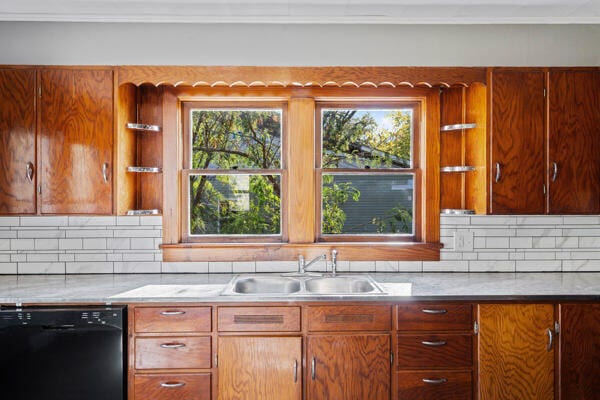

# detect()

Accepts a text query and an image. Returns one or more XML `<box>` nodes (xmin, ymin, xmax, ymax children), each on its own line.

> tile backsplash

<box><xmin>1</xmin><ymin>215</ymin><xmax>599</xmax><ymax>274</ymax></box>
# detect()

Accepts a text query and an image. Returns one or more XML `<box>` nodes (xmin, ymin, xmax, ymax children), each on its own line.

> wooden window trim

<box><xmin>162</xmin><ymin>86</ymin><xmax>440</xmax><ymax>262</ymax></box>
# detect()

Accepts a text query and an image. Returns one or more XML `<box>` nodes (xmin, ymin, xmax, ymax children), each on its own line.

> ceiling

<box><xmin>0</xmin><ymin>0</ymin><xmax>598</xmax><ymax>24</ymax></box>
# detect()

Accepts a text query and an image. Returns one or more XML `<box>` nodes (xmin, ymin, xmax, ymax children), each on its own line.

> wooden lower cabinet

<box><xmin>397</xmin><ymin>371</ymin><xmax>472</xmax><ymax>400</ymax></box>
<box><xmin>307</xmin><ymin>334</ymin><xmax>391</xmax><ymax>400</ymax></box>
<box><xmin>134</xmin><ymin>373</ymin><xmax>211</xmax><ymax>400</ymax></box>
<box><xmin>217</xmin><ymin>336</ymin><xmax>302</xmax><ymax>400</ymax></box>
<box><xmin>559</xmin><ymin>303</ymin><xmax>600</xmax><ymax>400</ymax></box>
<box><xmin>478</xmin><ymin>304</ymin><xmax>555</xmax><ymax>400</ymax></box>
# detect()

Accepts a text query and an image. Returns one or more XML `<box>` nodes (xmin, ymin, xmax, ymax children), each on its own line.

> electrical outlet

<box><xmin>454</xmin><ymin>231</ymin><xmax>474</xmax><ymax>252</ymax></box>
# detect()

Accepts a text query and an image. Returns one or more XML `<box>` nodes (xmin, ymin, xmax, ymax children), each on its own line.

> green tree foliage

<box><xmin>321</xmin><ymin>175</ymin><xmax>361</xmax><ymax>234</ymax></box>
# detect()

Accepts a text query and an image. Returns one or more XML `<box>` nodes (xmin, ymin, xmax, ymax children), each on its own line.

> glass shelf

<box><xmin>441</xmin><ymin>209</ymin><xmax>475</xmax><ymax>215</ymax></box>
<box><xmin>127</xmin><ymin>122</ymin><xmax>161</xmax><ymax>132</ymax></box>
<box><xmin>127</xmin><ymin>209</ymin><xmax>161</xmax><ymax>216</ymax></box>
<box><xmin>440</xmin><ymin>123</ymin><xmax>477</xmax><ymax>132</ymax></box>
<box><xmin>440</xmin><ymin>166</ymin><xmax>476</xmax><ymax>173</ymax></box>
<box><xmin>127</xmin><ymin>166</ymin><xmax>162</xmax><ymax>173</ymax></box>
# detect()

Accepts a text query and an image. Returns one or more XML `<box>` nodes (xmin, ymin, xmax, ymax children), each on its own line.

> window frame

<box><xmin>161</xmin><ymin>86</ymin><xmax>441</xmax><ymax>262</ymax></box>
<box><xmin>315</xmin><ymin>101</ymin><xmax>422</xmax><ymax>242</ymax></box>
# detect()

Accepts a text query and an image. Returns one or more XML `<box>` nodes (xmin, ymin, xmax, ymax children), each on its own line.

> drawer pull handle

<box><xmin>325</xmin><ymin>314</ymin><xmax>373</xmax><ymax>323</ymax></box>
<box><xmin>234</xmin><ymin>315</ymin><xmax>284</xmax><ymax>324</ymax></box>
<box><xmin>160</xmin><ymin>311</ymin><xmax>186</xmax><ymax>316</ymax></box>
<box><xmin>160</xmin><ymin>343</ymin><xmax>186</xmax><ymax>349</ymax></box>
<box><xmin>421</xmin><ymin>340</ymin><xmax>447</xmax><ymax>347</ymax></box>
<box><xmin>547</xmin><ymin>328</ymin><xmax>553</xmax><ymax>352</ymax></box>
<box><xmin>423</xmin><ymin>378</ymin><xmax>448</xmax><ymax>385</ymax></box>
<box><xmin>421</xmin><ymin>309</ymin><xmax>447</xmax><ymax>315</ymax></box>
<box><xmin>26</xmin><ymin>162</ymin><xmax>34</xmax><ymax>183</ymax></box>
<box><xmin>161</xmin><ymin>382</ymin><xmax>186</xmax><ymax>388</ymax></box>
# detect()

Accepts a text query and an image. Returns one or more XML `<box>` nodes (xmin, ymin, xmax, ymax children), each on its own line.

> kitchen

<box><xmin>1</xmin><ymin>1</ymin><xmax>600</xmax><ymax>399</ymax></box>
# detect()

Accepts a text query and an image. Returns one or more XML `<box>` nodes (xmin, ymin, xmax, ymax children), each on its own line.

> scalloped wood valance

<box><xmin>117</xmin><ymin>66</ymin><xmax>487</xmax><ymax>88</ymax></box>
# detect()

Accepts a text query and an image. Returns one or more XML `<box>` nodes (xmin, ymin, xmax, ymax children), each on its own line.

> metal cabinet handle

<box><xmin>102</xmin><ymin>162</ymin><xmax>109</xmax><ymax>183</ymax></box>
<box><xmin>495</xmin><ymin>162</ymin><xmax>502</xmax><ymax>183</ymax></box>
<box><xmin>293</xmin><ymin>359</ymin><xmax>298</xmax><ymax>383</ymax></box>
<box><xmin>26</xmin><ymin>162</ymin><xmax>34</xmax><ymax>183</ymax></box>
<box><xmin>551</xmin><ymin>162</ymin><xmax>558</xmax><ymax>182</ymax></box>
<box><xmin>422</xmin><ymin>309</ymin><xmax>447</xmax><ymax>315</ymax></box>
<box><xmin>423</xmin><ymin>378</ymin><xmax>448</xmax><ymax>385</ymax></box>
<box><xmin>547</xmin><ymin>328</ymin><xmax>553</xmax><ymax>352</ymax></box>
<box><xmin>311</xmin><ymin>357</ymin><xmax>316</xmax><ymax>380</ymax></box>
<box><xmin>421</xmin><ymin>340</ymin><xmax>447</xmax><ymax>347</ymax></box>
<box><xmin>160</xmin><ymin>382</ymin><xmax>186</xmax><ymax>388</ymax></box>
<box><xmin>160</xmin><ymin>310</ymin><xmax>186</xmax><ymax>316</ymax></box>
<box><xmin>160</xmin><ymin>343</ymin><xmax>186</xmax><ymax>349</ymax></box>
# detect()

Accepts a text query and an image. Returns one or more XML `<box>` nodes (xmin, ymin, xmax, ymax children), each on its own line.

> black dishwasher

<box><xmin>0</xmin><ymin>306</ymin><xmax>126</xmax><ymax>400</ymax></box>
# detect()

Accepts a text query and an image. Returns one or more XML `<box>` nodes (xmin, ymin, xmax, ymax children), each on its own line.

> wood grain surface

<box><xmin>490</xmin><ymin>69</ymin><xmax>546</xmax><ymax>214</ymax></box>
<box><xmin>134</xmin><ymin>373</ymin><xmax>211</xmax><ymax>400</ymax></box>
<box><xmin>464</xmin><ymin>82</ymin><xmax>487</xmax><ymax>214</ymax></box>
<box><xmin>0</xmin><ymin>68</ymin><xmax>36</xmax><ymax>214</ymax></box>
<box><xmin>396</xmin><ymin>333</ymin><xmax>472</xmax><ymax>369</ymax></box>
<box><xmin>135</xmin><ymin>336</ymin><xmax>211</xmax><ymax>370</ymax></box>
<box><xmin>39</xmin><ymin>69</ymin><xmax>113</xmax><ymax>214</ymax></box>
<box><xmin>115</xmin><ymin>83</ymin><xmax>137</xmax><ymax>214</ymax></box>
<box><xmin>397</xmin><ymin>304</ymin><xmax>472</xmax><ymax>331</ymax></box>
<box><xmin>548</xmin><ymin>70</ymin><xmax>600</xmax><ymax>214</ymax></box>
<box><xmin>440</xmin><ymin>87</ymin><xmax>466</xmax><ymax>210</ymax></box>
<box><xmin>307</xmin><ymin>305</ymin><xmax>391</xmax><ymax>331</ymax></box>
<box><xmin>397</xmin><ymin>370</ymin><xmax>472</xmax><ymax>400</ymax></box>
<box><xmin>217</xmin><ymin>336</ymin><xmax>302</xmax><ymax>400</ymax></box>
<box><xmin>307</xmin><ymin>334</ymin><xmax>391</xmax><ymax>400</ymax></box>
<box><xmin>478</xmin><ymin>304</ymin><xmax>554</xmax><ymax>400</ymax></box>
<box><xmin>134</xmin><ymin>306</ymin><xmax>211</xmax><ymax>333</ymax></box>
<box><xmin>559</xmin><ymin>303</ymin><xmax>600</xmax><ymax>400</ymax></box>
<box><xmin>217</xmin><ymin>306</ymin><xmax>300</xmax><ymax>332</ymax></box>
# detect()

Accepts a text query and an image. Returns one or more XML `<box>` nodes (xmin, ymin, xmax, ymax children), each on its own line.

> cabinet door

<box><xmin>307</xmin><ymin>334</ymin><xmax>390</xmax><ymax>400</ymax></box>
<box><xmin>39</xmin><ymin>69</ymin><xmax>113</xmax><ymax>214</ymax></box>
<box><xmin>478</xmin><ymin>304</ymin><xmax>555</xmax><ymax>400</ymax></box>
<box><xmin>0</xmin><ymin>69</ymin><xmax>36</xmax><ymax>214</ymax></box>
<box><xmin>490</xmin><ymin>69</ymin><xmax>546</xmax><ymax>214</ymax></box>
<box><xmin>548</xmin><ymin>70</ymin><xmax>600</xmax><ymax>214</ymax></box>
<box><xmin>218</xmin><ymin>336</ymin><xmax>301</xmax><ymax>400</ymax></box>
<box><xmin>559</xmin><ymin>304</ymin><xmax>600</xmax><ymax>400</ymax></box>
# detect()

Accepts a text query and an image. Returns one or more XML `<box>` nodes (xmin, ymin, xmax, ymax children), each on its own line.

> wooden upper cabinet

<box><xmin>559</xmin><ymin>303</ymin><xmax>600</xmax><ymax>400</ymax></box>
<box><xmin>548</xmin><ymin>70</ymin><xmax>600</xmax><ymax>214</ymax></box>
<box><xmin>307</xmin><ymin>334</ymin><xmax>391</xmax><ymax>400</ymax></box>
<box><xmin>39</xmin><ymin>69</ymin><xmax>113</xmax><ymax>214</ymax></box>
<box><xmin>478</xmin><ymin>304</ymin><xmax>555</xmax><ymax>400</ymax></box>
<box><xmin>0</xmin><ymin>69</ymin><xmax>36</xmax><ymax>214</ymax></box>
<box><xmin>490</xmin><ymin>69</ymin><xmax>546</xmax><ymax>214</ymax></box>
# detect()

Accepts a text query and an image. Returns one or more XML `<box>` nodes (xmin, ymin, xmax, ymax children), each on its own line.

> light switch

<box><xmin>454</xmin><ymin>231</ymin><xmax>474</xmax><ymax>252</ymax></box>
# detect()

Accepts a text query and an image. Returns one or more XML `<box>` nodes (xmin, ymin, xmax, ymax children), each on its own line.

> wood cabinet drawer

<box><xmin>218</xmin><ymin>306</ymin><xmax>300</xmax><ymax>332</ymax></box>
<box><xmin>134</xmin><ymin>373</ymin><xmax>211</xmax><ymax>400</ymax></box>
<box><xmin>397</xmin><ymin>371</ymin><xmax>472</xmax><ymax>400</ymax></box>
<box><xmin>397</xmin><ymin>304</ymin><xmax>472</xmax><ymax>331</ymax></box>
<box><xmin>397</xmin><ymin>334</ymin><xmax>472</xmax><ymax>369</ymax></box>
<box><xmin>135</xmin><ymin>336</ymin><xmax>211</xmax><ymax>370</ymax></box>
<box><xmin>135</xmin><ymin>307</ymin><xmax>211</xmax><ymax>333</ymax></box>
<box><xmin>307</xmin><ymin>305</ymin><xmax>391</xmax><ymax>331</ymax></box>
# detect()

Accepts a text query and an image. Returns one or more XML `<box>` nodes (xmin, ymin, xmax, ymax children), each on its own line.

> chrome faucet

<box><xmin>330</xmin><ymin>249</ymin><xmax>338</xmax><ymax>276</ymax></box>
<box><xmin>299</xmin><ymin>254</ymin><xmax>326</xmax><ymax>275</ymax></box>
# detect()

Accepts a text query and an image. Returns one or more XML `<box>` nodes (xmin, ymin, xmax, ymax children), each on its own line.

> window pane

<box><xmin>190</xmin><ymin>109</ymin><xmax>282</xmax><ymax>169</ymax></box>
<box><xmin>321</xmin><ymin>109</ymin><xmax>412</xmax><ymax>169</ymax></box>
<box><xmin>189</xmin><ymin>174</ymin><xmax>281</xmax><ymax>235</ymax></box>
<box><xmin>321</xmin><ymin>174</ymin><xmax>413</xmax><ymax>235</ymax></box>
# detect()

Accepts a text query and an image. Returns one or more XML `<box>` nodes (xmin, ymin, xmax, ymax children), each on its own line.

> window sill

<box><xmin>161</xmin><ymin>242</ymin><xmax>441</xmax><ymax>262</ymax></box>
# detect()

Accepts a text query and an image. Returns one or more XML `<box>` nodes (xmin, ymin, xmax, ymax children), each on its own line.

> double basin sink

<box><xmin>221</xmin><ymin>274</ymin><xmax>385</xmax><ymax>296</ymax></box>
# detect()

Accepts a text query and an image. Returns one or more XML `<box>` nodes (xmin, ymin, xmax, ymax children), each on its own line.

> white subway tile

<box><xmin>65</xmin><ymin>229</ymin><xmax>112</xmax><ymax>238</ymax></box>
<box><xmin>232</xmin><ymin>262</ymin><xmax>256</xmax><ymax>273</ymax></box>
<box><xmin>11</xmin><ymin>239</ymin><xmax>35</xmax><ymax>250</ymax></box>
<box><xmin>27</xmin><ymin>253</ymin><xmax>59</xmax><ymax>262</ymax></box>
<box><xmin>510</xmin><ymin>237</ymin><xmax>532</xmax><ymax>249</ymax></box>
<box><xmin>154</xmin><ymin>238</ymin><xmax>163</xmax><ymax>248</ymax></box>
<box><xmin>68</xmin><ymin>216</ymin><xmax>116</xmax><ymax>226</ymax></box>
<box><xmin>107</xmin><ymin>253</ymin><xmax>123</xmax><ymax>262</ymax></box>
<box><xmin>477</xmin><ymin>252</ymin><xmax>510</xmax><ymax>260</ymax></box>
<box><xmin>34</xmin><ymin>239</ymin><xmax>59</xmax><ymax>250</ymax></box>
<box><xmin>515</xmin><ymin>260</ymin><xmax>561</xmax><ymax>272</ymax></box>
<box><xmin>579</xmin><ymin>237</ymin><xmax>600</xmax><ymax>248</ymax></box>
<box><xmin>0</xmin><ymin>254</ymin><xmax>9</xmax><ymax>262</ymax></box>
<box><xmin>563</xmin><ymin>216</ymin><xmax>600</xmax><ymax>225</ymax></box>
<box><xmin>562</xmin><ymin>260</ymin><xmax>600</xmax><ymax>272</ymax></box>
<box><xmin>59</xmin><ymin>254</ymin><xmax>75</xmax><ymax>262</ymax></box>
<box><xmin>532</xmin><ymin>237</ymin><xmax>556</xmax><ymax>249</ymax></box>
<box><xmin>11</xmin><ymin>254</ymin><xmax>26</xmax><ymax>262</ymax></box>
<box><xmin>469</xmin><ymin>260</ymin><xmax>515</xmax><ymax>272</ymax></box>
<box><xmin>256</xmin><ymin>261</ymin><xmax>297</xmax><ymax>273</ymax></box>
<box><xmin>563</xmin><ymin>228</ymin><xmax>600</xmax><ymax>237</ymax></box>
<box><xmin>470</xmin><ymin>228</ymin><xmax>516</xmax><ymax>237</ymax></box>
<box><xmin>0</xmin><ymin>231</ymin><xmax>17</xmax><ymax>239</ymax></box>
<box><xmin>556</xmin><ymin>237</ymin><xmax>578</xmax><ymax>248</ymax></box>
<box><xmin>140</xmin><ymin>216</ymin><xmax>162</xmax><ymax>226</ymax></box>
<box><xmin>523</xmin><ymin>251</ymin><xmax>556</xmax><ymax>260</ymax></box>
<box><xmin>0</xmin><ymin>263</ymin><xmax>17</xmax><ymax>274</ymax></box>
<box><xmin>473</xmin><ymin>237</ymin><xmax>486</xmax><ymax>249</ymax></box>
<box><xmin>423</xmin><ymin>261</ymin><xmax>468</xmax><ymax>272</ymax></box>
<box><xmin>114</xmin><ymin>229</ymin><xmax>162</xmax><ymax>238</ymax></box>
<box><xmin>18</xmin><ymin>262</ymin><xmax>65</xmax><ymax>274</ymax></box>
<box><xmin>17</xmin><ymin>229</ymin><xmax>64</xmax><ymax>239</ymax></box>
<box><xmin>107</xmin><ymin>238</ymin><xmax>130</xmax><ymax>250</ymax></box>
<box><xmin>75</xmin><ymin>253</ymin><xmax>108</xmax><ymax>262</ymax></box>
<box><xmin>516</xmin><ymin>216</ymin><xmax>563</xmax><ymax>225</ymax></box>
<box><xmin>440</xmin><ymin>252</ymin><xmax>463</xmax><ymax>261</ymax></box>
<box><xmin>154</xmin><ymin>253</ymin><xmax>163</xmax><ymax>261</ymax></box>
<box><xmin>462</xmin><ymin>253</ymin><xmax>478</xmax><ymax>261</ymax></box>
<box><xmin>131</xmin><ymin>238</ymin><xmax>156</xmax><ymax>250</ymax></box>
<box><xmin>349</xmin><ymin>261</ymin><xmax>376</xmax><ymax>272</ymax></box>
<box><xmin>440</xmin><ymin>215</ymin><xmax>471</xmax><ymax>225</ymax></box>
<box><xmin>116</xmin><ymin>216</ymin><xmax>140</xmax><ymax>225</ymax></box>
<box><xmin>114</xmin><ymin>262</ymin><xmax>161</xmax><ymax>273</ymax></box>
<box><xmin>440</xmin><ymin>236</ymin><xmax>454</xmax><ymax>250</ymax></box>
<box><xmin>556</xmin><ymin>252</ymin><xmax>573</xmax><ymax>260</ymax></box>
<box><xmin>82</xmin><ymin>238</ymin><xmax>107</xmax><ymax>250</ymax></box>
<box><xmin>209</xmin><ymin>262</ymin><xmax>233</xmax><ymax>273</ymax></box>
<box><xmin>470</xmin><ymin>216</ymin><xmax>517</xmax><ymax>225</ymax></box>
<box><xmin>516</xmin><ymin>229</ymin><xmax>562</xmax><ymax>237</ymax></box>
<box><xmin>569</xmin><ymin>251</ymin><xmax>600</xmax><ymax>260</ymax></box>
<box><xmin>0</xmin><ymin>217</ymin><xmax>19</xmax><ymax>226</ymax></box>
<box><xmin>509</xmin><ymin>252</ymin><xmax>525</xmax><ymax>260</ymax></box>
<box><xmin>375</xmin><ymin>261</ymin><xmax>399</xmax><ymax>272</ymax></box>
<box><xmin>0</xmin><ymin>239</ymin><xmax>10</xmax><ymax>251</ymax></box>
<box><xmin>440</xmin><ymin>228</ymin><xmax>457</xmax><ymax>237</ymax></box>
<box><xmin>397</xmin><ymin>261</ymin><xmax>423</xmax><ymax>272</ymax></box>
<box><xmin>66</xmin><ymin>262</ymin><xmax>113</xmax><ymax>274</ymax></box>
<box><xmin>485</xmin><ymin>237</ymin><xmax>510</xmax><ymax>248</ymax></box>
<box><xmin>162</xmin><ymin>262</ymin><xmax>209</xmax><ymax>273</ymax></box>
<box><xmin>122</xmin><ymin>253</ymin><xmax>156</xmax><ymax>262</ymax></box>
<box><xmin>20</xmin><ymin>216</ymin><xmax>68</xmax><ymax>227</ymax></box>
<box><xmin>59</xmin><ymin>239</ymin><xmax>82</xmax><ymax>250</ymax></box>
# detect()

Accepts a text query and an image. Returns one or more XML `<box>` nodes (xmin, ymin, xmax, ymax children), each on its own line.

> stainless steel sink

<box><xmin>304</xmin><ymin>276</ymin><xmax>380</xmax><ymax>294</ymax></box>
<box><xmin>221</xmin><ymin>274</ymin><xmax>385</xmax><ymax>296</ymax></box>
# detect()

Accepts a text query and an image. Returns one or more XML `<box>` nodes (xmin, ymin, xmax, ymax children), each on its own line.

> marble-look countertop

<box><xmin>1</xmin><ymin>273</ymin><xmax>600</xmax><ymax>304</ymax></box>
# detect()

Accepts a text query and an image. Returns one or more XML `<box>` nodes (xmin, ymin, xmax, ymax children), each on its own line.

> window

<box><xmin>181</xmin><ymin>102</ymin><xmax>286</xmax><ymax>242</ymax></box>
<box><xmin>163</xmin><ymin>87</ymin><xmax>440</xmax><ymax>262</ymax></box>
<box><xmin>317</xmin><ymin>103</ymin><xmax>420</xmax><ymax>241</ymax></box>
